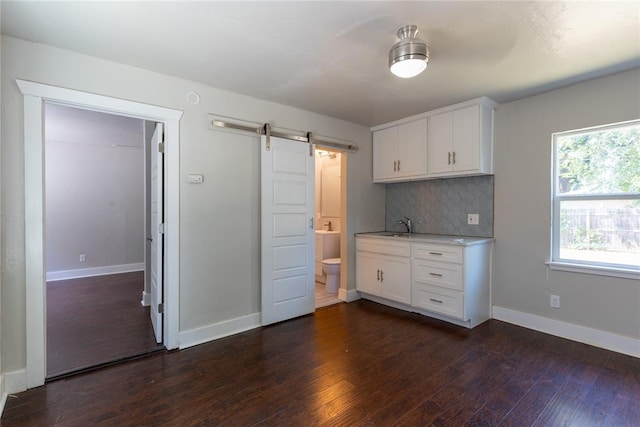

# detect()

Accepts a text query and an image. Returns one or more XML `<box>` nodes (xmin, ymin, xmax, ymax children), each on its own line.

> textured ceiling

<box><xmin>3</xmin><ymin>1</ymin><xmax>639</xmax><ymax>126</ymax></box>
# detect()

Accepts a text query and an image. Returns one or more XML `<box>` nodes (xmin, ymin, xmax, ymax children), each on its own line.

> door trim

<box><xmin>17</xmin><ymin>79</ymin><xmax>183</xmax><ymax>388</ymax></box>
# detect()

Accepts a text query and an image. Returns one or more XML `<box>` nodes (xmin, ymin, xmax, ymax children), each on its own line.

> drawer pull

<box><xmin>429</xmin><ymin>272</ymin><xmax>443</xmax><ymax>277</ymax></box>
<box><xmin>429</xmin><ymin>252</ymin><xmax>443</xmax><ymax>256</ymax></box>
<box><xmin>377</xmin><ymin>269</ymin><xmax>380</xmax><ymax>281</ymax></box>
<box><xmin>429</xmin><ymin>298</ymin><xmax>443</xmax><ymax>304</ymax></box>
<box><xmin>380</xmin><ymin>270</ymin><xmax>384</xmax><ymax>282</ymax></box>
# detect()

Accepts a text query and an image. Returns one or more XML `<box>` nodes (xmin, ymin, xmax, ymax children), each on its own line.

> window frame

<box><xmin>549</xmin><ymin>120</ymin><xmax>640</xmax><ymax>279</ymax></box>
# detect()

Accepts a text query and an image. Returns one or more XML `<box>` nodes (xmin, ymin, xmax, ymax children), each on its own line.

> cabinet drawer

<box><xmin>412</xmin><ymin>243</ymin><xmax>462</xmax><ymax>264</ymax></box>
<box><xmin>357</xmin><ymin>239</ymin><xmax>410</xmax><ymax>257</ymax></box>
<box><xmin>413</xmin><ymin>283</ymin><xmax>465</xmax><ymax>320</ymax></box>
<box><xmin>413</xmin><ymin>260</ymin><xmax>463</xmax><ymax>291</ymax></box>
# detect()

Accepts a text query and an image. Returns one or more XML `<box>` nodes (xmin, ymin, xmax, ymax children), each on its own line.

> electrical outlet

<box><xmin>468</xmin><ymin>214</ymin><xmax>479</xmax><ymax>225</ymax></box>
<box><xmin>80</xmin><ymin>254</ymin><xmax>86</xmax><ymax>263</ymax></box>
<box><xmin>550</xmin><ymin>294</ymin><xmax>560</xmax><ymax>309</ymax></box>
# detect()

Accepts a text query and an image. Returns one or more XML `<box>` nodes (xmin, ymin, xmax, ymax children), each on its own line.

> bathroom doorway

<box><xmin>314</xmin><ymin>148</ymin><xmax>344</xmax><ymax>309</ymax></box>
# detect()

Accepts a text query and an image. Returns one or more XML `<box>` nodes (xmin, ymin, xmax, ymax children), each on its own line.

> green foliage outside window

<box><xmin>557</xmin><ymin>125</ymin><xmax>640</xmax><ymax>196</ymax></box>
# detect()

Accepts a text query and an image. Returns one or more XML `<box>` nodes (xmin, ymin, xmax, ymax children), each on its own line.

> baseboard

<box><xmin>0</xmin><ymin>369</ymin><xmax>28</xmax><ymax>416</ymax></box>
<box><xmin>339</xmin><ymin>288</ymin><xmax>361</xmax><ymax>302</ymax></box>
<box><xmin>492</xmin><ymin>306</ymin><xmax>640</xmax><ymax>358</ymax></box>
<box><xmin>46</xmin><ymin>263</ymin><xmax>145</xmax><ymax>281</ymax></box>
<box><xmin>179</xmin><ymin>312</ymin><xmax>261</xmax><ymax>350</ymax></box>
<box><xmin>141</xmin><ymin>291</ymin><xmax>151</xmax><ymax>306</ymax></box>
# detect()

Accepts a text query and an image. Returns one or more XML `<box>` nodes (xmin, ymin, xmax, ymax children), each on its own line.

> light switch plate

<box><xmin>188</xmin><ymin>174</ymin><xmax>204</xmax><ymax>184</ymax></box>
<box><xmin>468</xmin><ymin>214</ymin><xmax>479</xmax><ymax>225</ymax></box>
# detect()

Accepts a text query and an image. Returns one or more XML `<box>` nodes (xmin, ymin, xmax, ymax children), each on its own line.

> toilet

<box><xmin>322</xmin><ymin>258</ymin><xmax>341</xmax><ymax>294</ymax></box>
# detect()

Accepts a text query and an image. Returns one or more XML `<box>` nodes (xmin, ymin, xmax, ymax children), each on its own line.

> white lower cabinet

<box><xmin>412</xmin><ymin>242</ymin><xmax>491</xmax><ymax>327</ymax></box>
<box><xmin>356</xmin><ymin>238</ymin><xmax>411</xmax><ymax>305</ymax></box>
<box><xmin>356</xmin><ymin>236</ymin><xmax>492</xmax><ymax>328</ymax></box>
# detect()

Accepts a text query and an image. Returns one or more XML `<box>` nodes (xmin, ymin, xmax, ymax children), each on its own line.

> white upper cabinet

<box><xmin>373</xmin><ymin>118</ymin><xmax>427</xmax><ymax>182</ymax></box>
<box><xmin>372</xmin><ymin>97</ymin><xmax>496</xmax><ymax>182</ymax></box>
<box><xmin>429</xmin><ymin>104</ymin><xmax>487</xmax><ymax>176</ymax></box>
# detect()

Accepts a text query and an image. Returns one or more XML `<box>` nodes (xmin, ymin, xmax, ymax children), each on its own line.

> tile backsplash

<box><xmin>385</xmin><ymin>175</ymin><xmax>494</xmax><ymax>238</ymax></box>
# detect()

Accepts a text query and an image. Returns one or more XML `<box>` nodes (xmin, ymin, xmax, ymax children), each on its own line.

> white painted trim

<box><xmin>17</xmin><ymin>79</ymin><xmax>183</xmax><ymax>389</ymax></box>
<box><xmin>46</xmin><ymin>263</ymin><xmax>144</xmax><ymax>281</ymax></box>
<box><xmin>339</xmin><ymin>288</ymin><xmax>361</xmax><ymax>302</ymax></box>
<box><xmin>3</xmin><ymin>370</ymin><xmax>27</xmax><ymax>395</ymax></box>
<box><xmin>492</xmin><ymin>306</ymin><xmax>640</xmax><ymax>358</ymax></box>
<box><xmin>179</xmin><ymin>313</ymin><xmax>261</xmax><ymax>349</ymax></box>
<box><xmin>546</xmin><ymin>261</ymin><xmax>639</xmax><ymax>280</ymax></box>
<box><xmin>141</xmin><ymin>291</ymin><xmax>151</xmax><ymax>306</ymax></box>
<box><xmin>0</xmin><ymin>369</ymin><xmax>28</xmax><ymax>416</ymax></box>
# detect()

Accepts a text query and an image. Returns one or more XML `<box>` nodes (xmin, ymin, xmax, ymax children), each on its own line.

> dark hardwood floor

<box><xmin>46</xmin><ymin>271</ymin><xmax>163</xmax><ymax>378</ymax></box>
<box><xmin>4</xmin><ymin>300</ymin><xmax>639</xmax><ymax>426</ymax></box>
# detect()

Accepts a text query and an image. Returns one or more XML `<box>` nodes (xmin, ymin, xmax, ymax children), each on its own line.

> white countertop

<box><xmin>355</xmin><ymin>232</ymin><xmax>493</xmax><ymax>246</ymax></box>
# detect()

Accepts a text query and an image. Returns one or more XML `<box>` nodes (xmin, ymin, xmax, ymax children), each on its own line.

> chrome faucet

<box><xmin>398</xmin><ymin>216</ymin><xmax>412</xmax><ymax>234</ymax></box>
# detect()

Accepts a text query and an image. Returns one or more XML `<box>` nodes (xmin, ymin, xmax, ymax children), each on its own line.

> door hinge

<box><xmin>158</xmin><ymin>142</ymin><xmax>165</xmax><ymax>153</ymax></box>
<box><xmin>158</xmin><ymin>223</ymin><xmax>165</xmax><ymax>234</ymax></box>
<box><xmin>158</xmin><ymin>303</ymin><xmax>164</xmax><ymax>314</ymax></box>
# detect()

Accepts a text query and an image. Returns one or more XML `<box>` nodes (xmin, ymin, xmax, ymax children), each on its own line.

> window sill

<box><xmin>546</xmin><ymin>261</ymin><xmax>639</xmax><ymax>280</ymax></box>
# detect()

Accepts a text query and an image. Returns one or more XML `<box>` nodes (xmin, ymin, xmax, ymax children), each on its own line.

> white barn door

<box><xmin>261</xmin><ymin>135</ymin><xmax>315</xmax><ymax>326</ymax></box>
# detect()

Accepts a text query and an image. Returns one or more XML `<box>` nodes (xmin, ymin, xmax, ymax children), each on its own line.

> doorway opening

<box><xmin>314</xmin><ymin>148</ymin><xmax>345</xmax><ymax>309</ymax></box>
<box><xmin>18</xmin><ymin>79</ymin><xmax>182</xmax><ymax>389</ymax></box>
<box><xmin>44</xmin><ymin>104</ymin><xmax>163</xmax><ymax>379</ymax></box>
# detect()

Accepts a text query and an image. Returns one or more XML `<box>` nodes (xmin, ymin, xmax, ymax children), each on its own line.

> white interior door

<box><xmin>261</xmin><ymin>135</ymin><xmax>315</xmax><ymax>326</ymax></box>
<box><xmin>150</xmin><ymin>123</ymin><xmax>164</xmax><ymax>343</ymax></box>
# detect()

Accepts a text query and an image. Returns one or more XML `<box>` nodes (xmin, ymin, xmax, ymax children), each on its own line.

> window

<box><xmin>551</xmin><ymin>120</ymin><xmax>640</xmax><ymax>276</ymax></box>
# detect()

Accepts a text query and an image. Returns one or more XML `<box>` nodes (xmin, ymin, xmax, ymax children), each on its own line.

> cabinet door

<box><xmin>452</xmin><ymin>105</ymin><xmax>480</xmax><ymax>172</ymax></box>
<box><xmin>356</xmin><ymin>251</ymin><xmax>382</xmax><ymax>296</ymax></box>
<box><xmin>428</xmin><ymin>112</ymin><xmax>453</xmax><ymax>175</ymax></box>
<box><xmin>381</xmin><ymin>255</ymin><xmax>411</xmax><ymax>304</ymax></box>
<box><xmin>373</xmin><ymin>127</ymin><xmax>398</xmax><ymax>181</ymax></box>
<box><xmin>397</xmin><ymin>119</ymin><xmax>427</xmax><ymax>178</ymax></box>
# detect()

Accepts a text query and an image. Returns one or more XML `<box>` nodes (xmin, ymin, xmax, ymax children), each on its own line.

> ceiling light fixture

<box><xmin>389</xmin><ymin>25</ymin><xmax>429</xmax><ymax>78</ymax></box>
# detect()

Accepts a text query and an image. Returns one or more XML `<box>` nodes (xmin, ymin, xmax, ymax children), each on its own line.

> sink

<box><xmin>381</xmin><ymin>232</ymin><xmax>411</xmax><ymax>238</ymax></box>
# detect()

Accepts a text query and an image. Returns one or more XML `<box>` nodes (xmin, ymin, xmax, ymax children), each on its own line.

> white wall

<box><xmin>316</xmin><ymin>151</ymin><xmax>342</xmax><ymax>232</ymax></box>
<box><xmin>45</xmin><ymin>105</ymin><xmax>145</xmax><ymax>276</ymax></box>
<box><xmin>493</xmin><ymin>68</ymin><xmax>640</xmax><ymax>340</ymax></box>
<box><xmin>0</xmin><ymin>36</ymin><xmax>385</xmax><ymax>373</ymax></box>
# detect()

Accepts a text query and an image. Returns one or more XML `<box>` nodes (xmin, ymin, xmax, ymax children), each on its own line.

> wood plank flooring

<box><xmin>46</xmin><ymin>271</ymin><xmax>163</xmax><ymax>378</ymax></box>
<box><xmin>4</xmin><ymin>299</ymin><xmax>639</xmax><ymax>426</ymax></box>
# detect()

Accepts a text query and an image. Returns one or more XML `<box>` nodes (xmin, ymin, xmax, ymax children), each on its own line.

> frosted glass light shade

<box><xmin>388</xmin><ymin>25</ymin><xmax>429</xmax><ymax>78</ymax></box>
<box><xmin>390</xmin><ymin>58</ymin><xmax>428</xmax><ymax>78</ymax></box>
